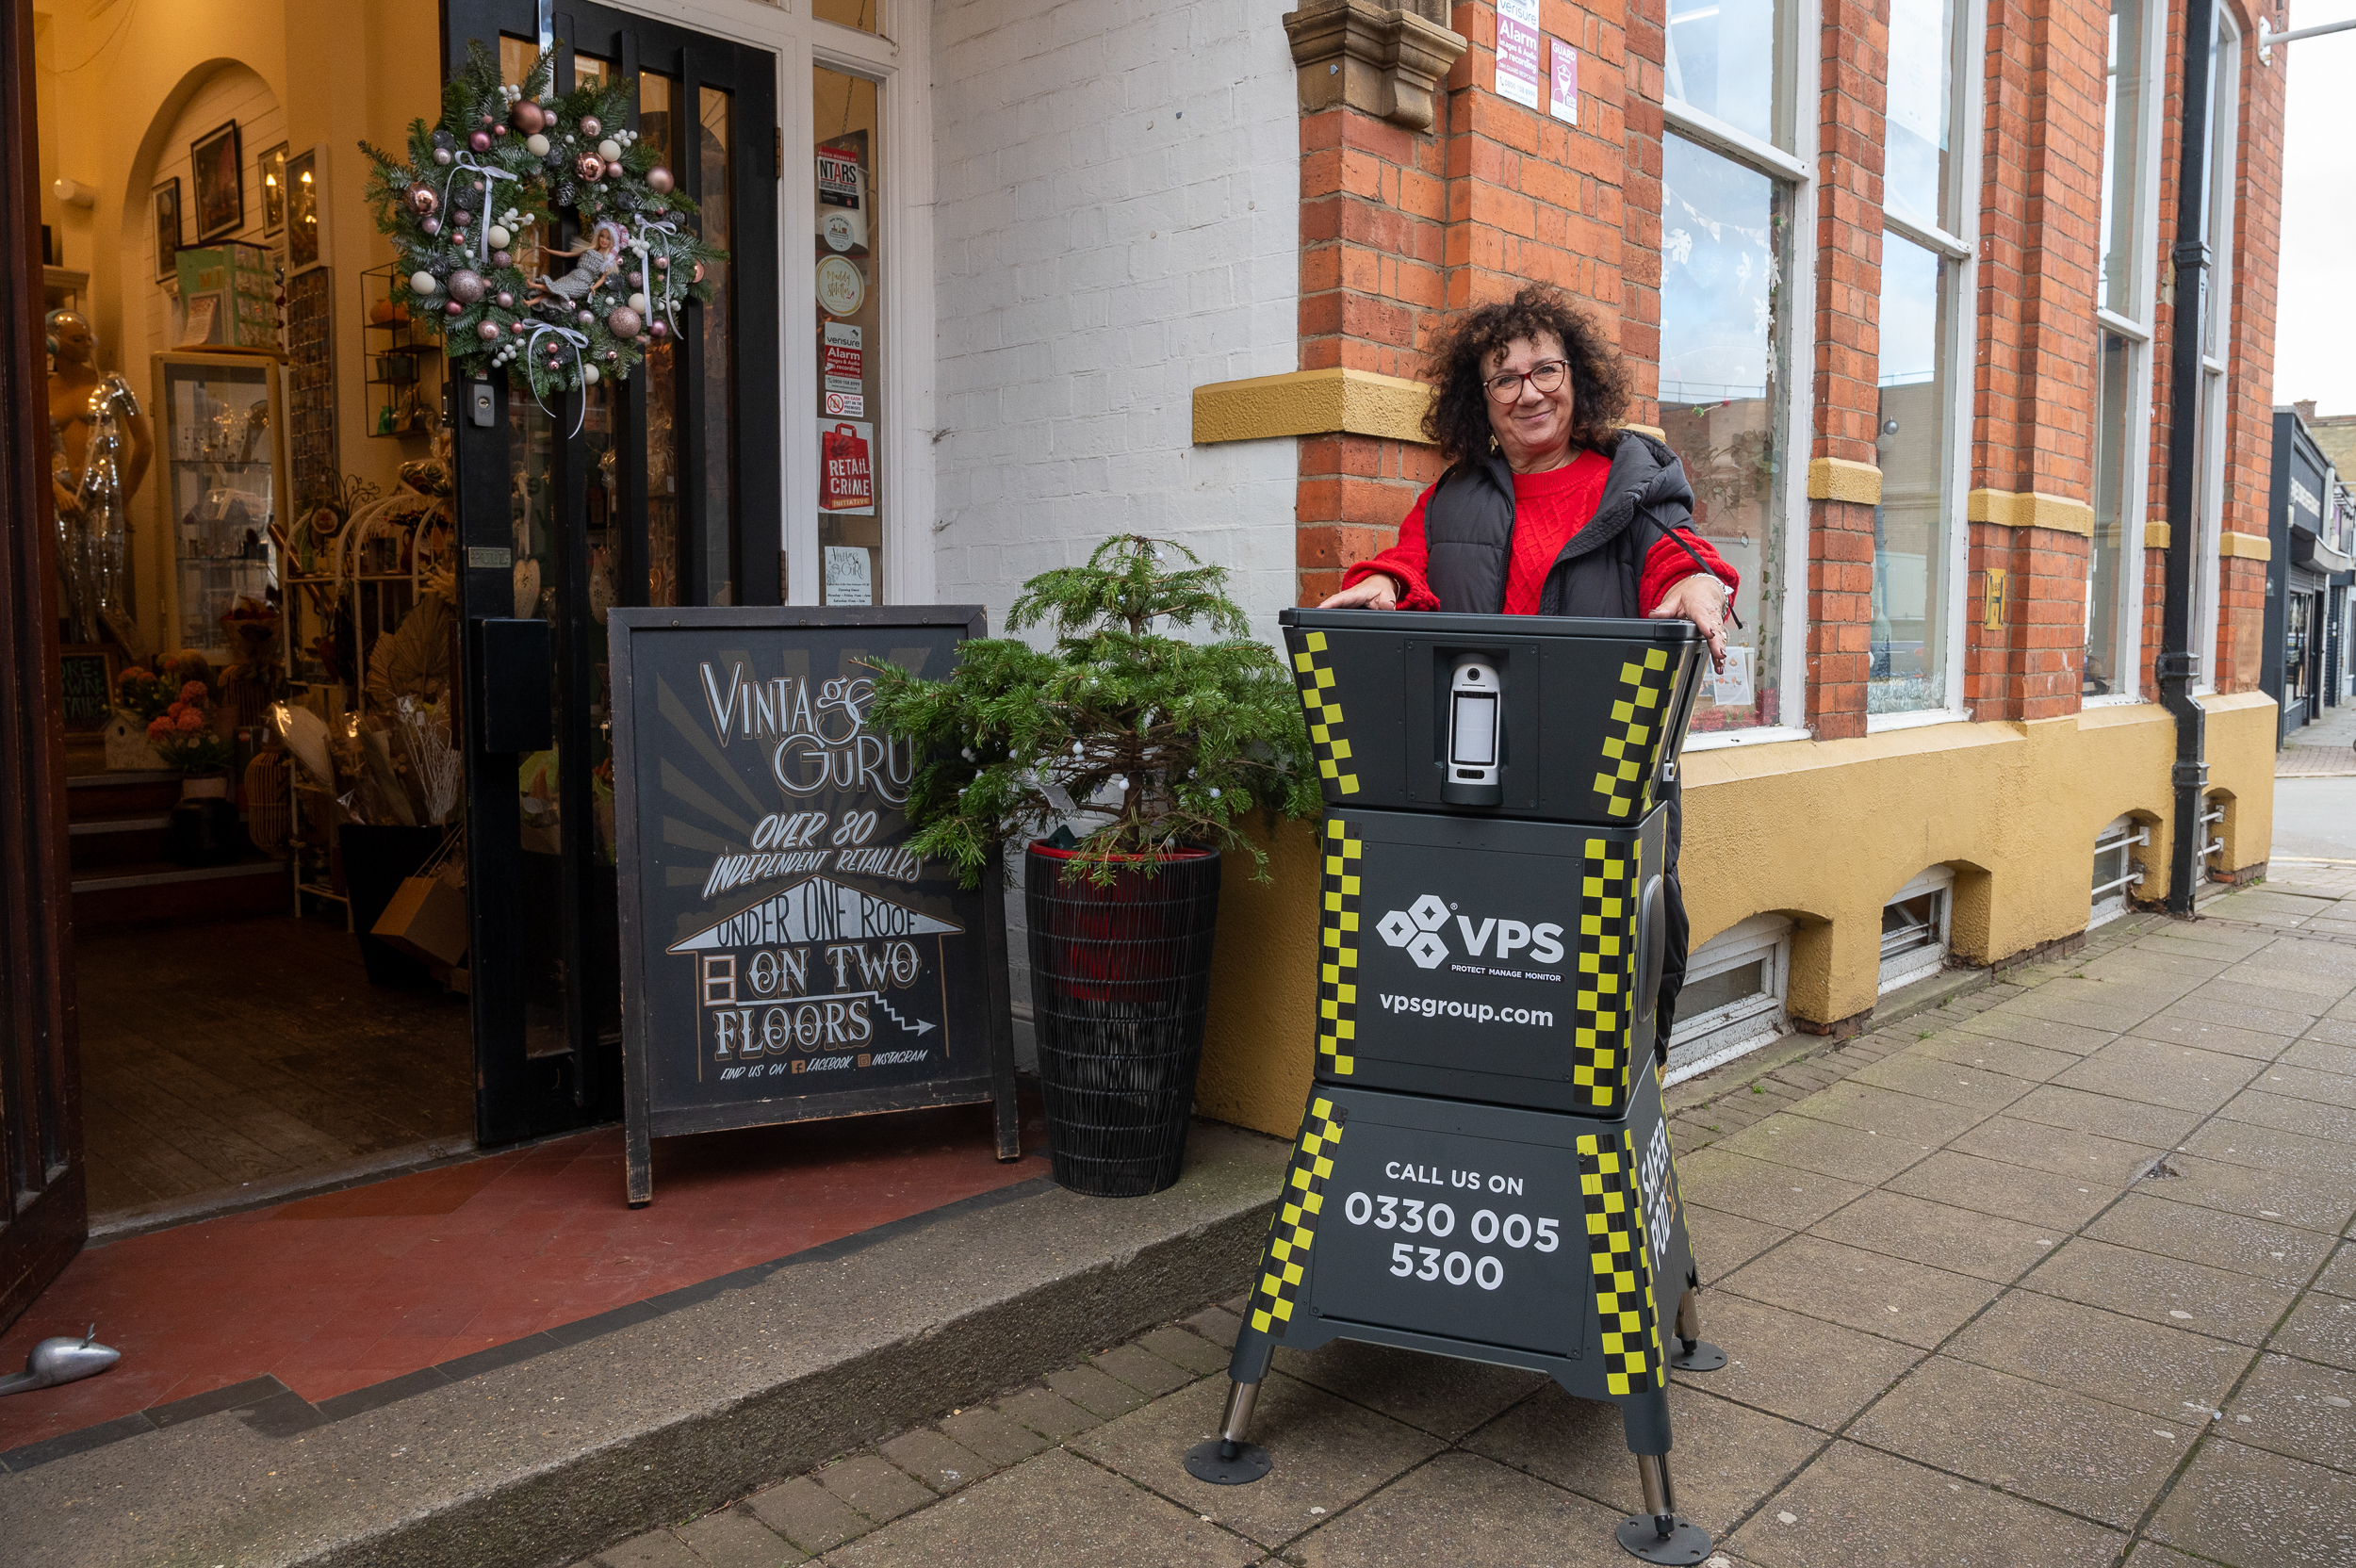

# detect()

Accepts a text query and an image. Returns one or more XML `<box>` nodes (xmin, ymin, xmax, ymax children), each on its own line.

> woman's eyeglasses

<box><xmin>1484</xmin><ymin>359</ymin><xmax>1571</xmax><ymax>402</ymax></box>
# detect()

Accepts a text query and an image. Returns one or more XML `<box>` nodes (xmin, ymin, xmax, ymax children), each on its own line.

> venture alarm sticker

<box><xmin>664</xmin><ymin>660</ymin><xmax>952</xmax><ymax>1087</ymax></box>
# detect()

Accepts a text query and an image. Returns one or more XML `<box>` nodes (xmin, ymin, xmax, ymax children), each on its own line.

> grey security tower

<box><xmin>1183</xmin><ymin>610</ymin><xmax>1725</xmax><ymax>1566</ymax></box>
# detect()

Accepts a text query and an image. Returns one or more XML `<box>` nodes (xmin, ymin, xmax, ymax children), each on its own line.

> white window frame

<box><xmin>1866</xmin><ymin>0</ymin><xmax>1985</xmax><ymax>733</ymax></box>
<box><xmin>2090</xmin><ymin>812</ymin><xmax>2149</xmax><ymax>926</ymax></box>
<box><xmin>2084</xmin><ymin>0</ymin><xmax>2168</xmax><ymax>707</ymax></box>
<box><xmin>2192</xmin><ymin>8</ymin><xmax>2240</xmax><ymax>694</ymax></box>
<box><xmin>1661</xmin><ymin>0</ymin><xmax>1820</xmax><ymax>754</ymax></box>
<box><xmin>1879</xmin><ymin>865</ymin><xmax>1955</xmax><ymax>992</ymax></box>
<box><xmin>1663</xmin><ymin>913</ymin><xmax>1792</xmax><ymax>1085</ymax></box>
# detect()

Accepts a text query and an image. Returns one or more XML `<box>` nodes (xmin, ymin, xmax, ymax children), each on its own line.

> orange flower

<box><xmin>179</xmin><ymin>680</ymin><xmax>209</xmax><ymax>702</ymax></box>
<box><xmin>146</xmin><ymin>716</ymin><xmax>171</xmax><ymax>743</ymax></box>
<box><xmin>176</xmin><ymin>708</ymin><xmax>204</xmax><ymax>733</ymax></box>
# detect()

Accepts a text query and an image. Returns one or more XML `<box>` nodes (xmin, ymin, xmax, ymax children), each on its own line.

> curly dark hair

<box><xmin>1421</xmin><ymin>284</ymin><xmax>1630</xmax><ymax>466</ymax></box>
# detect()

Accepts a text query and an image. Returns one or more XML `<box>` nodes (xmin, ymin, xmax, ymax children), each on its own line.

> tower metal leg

<box><xmin>1614</xmin><ymin>1453</ymin><xmax>1713</xmax><ymax>1564</ymax></box>
<box><xmin>1667</xmin><ymin>1283</ymin><xmax>1726</xmax><ymax>1373</ymax></box>
<box><xmin>1183</xmin><ymin>1379</ymin><xmax>1272</xmax><ymax>1484</ymax></box>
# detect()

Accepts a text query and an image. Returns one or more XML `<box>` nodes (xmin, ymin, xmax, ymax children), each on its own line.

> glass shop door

<box><xmin>441</xmin><ymin>2</ymin><xmax>780</xmax><ymax>1145</ymax></box>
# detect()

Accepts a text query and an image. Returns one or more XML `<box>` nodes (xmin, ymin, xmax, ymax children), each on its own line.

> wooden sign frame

<box><xmin>609</xmin><ymin>605</ymin><xmax>1020</xmax><ymax>1206</ymax></box>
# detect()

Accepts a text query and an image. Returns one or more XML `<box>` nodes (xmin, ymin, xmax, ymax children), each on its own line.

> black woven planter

<box><xmin>1025</xmin><ymin>842</ymin><xmax>1222</xmax><ymax>1198</ymax></box>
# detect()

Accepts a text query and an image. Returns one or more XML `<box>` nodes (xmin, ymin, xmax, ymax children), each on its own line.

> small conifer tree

<box><xmin>868</xmin><ymin>535</ymin><xmax>1320</xmax><ymax>888</ymax></box>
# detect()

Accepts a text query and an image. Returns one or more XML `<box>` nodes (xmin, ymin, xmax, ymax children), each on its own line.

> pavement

<box><xmin>570</xmin><ymin>887</ymin><xmax>2356</xmax><ymax>1568</ymax></box>
<box><xmin>2276</xmin><ymin>696</ymin><xmax>2356</xmax><ymax>776</ymax></box>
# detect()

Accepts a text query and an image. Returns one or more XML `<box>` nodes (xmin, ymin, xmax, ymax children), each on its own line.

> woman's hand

<box><xmin>1318</xmin><ymin>573</ymin><xmax>1401</xmax><ymax>612</ymax></box>
<box><xmin>1650</xmin><ymin>573</ymin><xmax>1728</xmax><ymax>672</ymax></box>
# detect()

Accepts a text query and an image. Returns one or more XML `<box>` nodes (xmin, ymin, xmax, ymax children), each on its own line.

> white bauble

<box><xmin>597</xmin><ymin>139</ymin><xmax>621</xmax><ymax>162</ymax></box>
<box><xmin>627</xmin><ymin>291</ymin><xmax>648</xmax><ymax>313</ymax></box>
<box><xmin>582</xmin><ymin>364</ymin><xmax>600</xmax><ymax>384</ymax></box>
<box><xmin>487</xmin><ymin>223</ymin><xmax>512</xmax><ymax>250</ymax></box>
<box><xmin>410</xmin><ymin>270</ymin><xmax>439</xmax><ymax>295</ymax></box>
<box><xmin>525</xmin><ymin>133</ymin><xmax>550</xmax><ymax>157</ymax></box>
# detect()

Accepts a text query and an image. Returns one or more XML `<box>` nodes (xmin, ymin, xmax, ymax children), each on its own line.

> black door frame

<box><xmin>443</xmin><ymin>1</ymin><xmax>779</xmax><ymax>1146</ymax></box>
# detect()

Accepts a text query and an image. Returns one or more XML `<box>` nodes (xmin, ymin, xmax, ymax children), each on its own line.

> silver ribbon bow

<box><xmin>437</xmin><ymin>152</ymin><xmax>522</xmax><ymax>266</ymax></box>
<box><xmin>629</xmin><ymin>217</ymin><xmax>685</xmax><ymax>336</ymax></box>
<box><xmin>523</xmin><ymin>320</ymin><xmax>593</xmax><ymax>435</ymax></box>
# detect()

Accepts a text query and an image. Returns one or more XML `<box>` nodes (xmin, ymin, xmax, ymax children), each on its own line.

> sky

<box><xmin>2272</xmin><ymin>0</ymin><xmax>2356</xmax><ymax>416</ymax></box>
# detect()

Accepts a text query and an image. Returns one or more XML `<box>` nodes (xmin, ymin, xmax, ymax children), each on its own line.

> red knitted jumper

<box><xmin>1339</xmin><ymin>449</ymin><xmax>1739</xmax><ymax>614</ymax></box>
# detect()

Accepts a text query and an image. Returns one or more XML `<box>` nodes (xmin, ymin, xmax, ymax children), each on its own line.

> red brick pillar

<box><xmin>1805</xmin><ymin>0</ymin><xmax>1887</xmax><ymax>741</ymax></box>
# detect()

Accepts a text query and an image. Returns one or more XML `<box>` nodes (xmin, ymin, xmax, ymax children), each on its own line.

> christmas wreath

<box><xmin>361</xmin><ymin>41</ymin><xmax>727</xmax><ymax>400</ymax></box>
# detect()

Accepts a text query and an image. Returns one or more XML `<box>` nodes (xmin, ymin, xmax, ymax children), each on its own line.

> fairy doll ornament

<box><xmin>528</xmin><ymin>220</ymin><xmax>628</xmax><ymax>308</ymax></box>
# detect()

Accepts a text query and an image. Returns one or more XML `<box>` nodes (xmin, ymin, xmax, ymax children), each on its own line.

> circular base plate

<box><xmin>1670</xmin><ymin>1338</ymin><xmax>1727</xmax><ymax>1372</ymax></box>
<box><xmin>1615</xmin><ymin>1514</ymin><xmax>1713</xmax><ymax>1565</ymax></box>
<box><xmin>1183</xmin><ymin>1439</ymin><xmax>1272</xmax><ymax>1486</ymax></box>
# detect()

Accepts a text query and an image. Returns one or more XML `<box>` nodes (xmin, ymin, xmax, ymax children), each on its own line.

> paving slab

<box><xmin>2128</xmin><ymin>1013</ymin><xmax>2299</xmax><ymax>1060</ymax></box>
<box><xmin>2142</xmin><ymin>1435</ymin><xmax>2356</xmax><ymax>1568</ymax></box>
<box><xmin>2019</xmin><ymin>1236</ymin><xmax>2301</xmax><ymax>1347</ymax></box>
<box><xmin>2269</xmin><ymin>1290</ymin><xmax>2356</xmax><ymax>1373</ymax></box>
<box><xmin>1714</xmin><ymin>1112</ymin><xmax>1941</xmax><ymax>1186</ymax></box>
<box><xmin>1781</xmin><ymin>1080</ymin><xmax>1990</xmax><ymax>1145</ymax></box>
<box><xmin>747</xmin><ymin>1478</ymin><xmax>867</xmax><ymax>1557</ymax></box>
<box><xmin>1088</xmin><ymin>1343</ymin><xmax>1193</xmax><ymax>1399</ymax></box>
<box><xmin>877</xmin><ymin>1428</ymin><xmax>989</xmax><ymax>1495</ymax></box>
<box><xmin>814</xmin><ymin>1455</ymin><xmax>934</xmax><ymax>1525</ymax></box>
<box><xmin>2184</xmin><ymin>1118</ymin><xmax>2356</xmax><ymax>1182</ymax></box>
<box><xmin>2086</xmin><ymin>1189</ymin><xmax>2339</xmax><ymax>1286</ymax></box>
<box><xmin>1133</xmin><ymin>1326</ymin><xmax>1231</xmax><ymax>1378</ymax></box>
<box><xmin>1882</xmin><ymin>1150</ymin><xmax>2118</xmax><ymax>1231</ymax></box>
<box><xmin>1462</xmin><ymin>1381</ymin><xmax>1823</xmax><ymax>1537</ymax></box>
<box><xmin>2321</xmin><ymin>1243</ymin><xmax>2356</xmax><ymax>1298</ymax></box>
<box><xmin>1906</xmin><ymin>1030</ymin><xmax>2082</xmax><ymax>1083</ymax></box>
<box><xmin>2252</xmin><ymin>1062</ymin><xmax>2356</xmax><ymax>1108</ymax></box>
<box><xmin>1990</xmin><ymin>983</ymin><xmax>2169</xmax><ymax>1034</ymax></box>
<box><xmin>2218</xmin><ymin>1087</ymin><xmax>2356</xmax><ymax>1147</ymax></box>
<box><xmin>1726</xmin><ymin>1440</ymin><xmax>2127</xmax><ymax>1568</ymax></box>
<box><xmin>2294</xmin><ymin>1021</ymin><xmax>2356</xmax><ymax>1057</ymax></box>
<box><xmin>1269</xmin><ymin>1337</ymin><xmax>1545</xmax><ymax>1443</ymax></box>
<box><xmin>599</xmin><ymin>1529</ymin><xmax>707</xmax><ymax>1568</ymax></box>
<box><xmin>674</xmin><ymin>1511</ymin><xmax>805</xmax><ymax>1568</ymax></box>
<box><xmin>1947</xmin><ymin>1114</ymin><xmax>2163</xmax><ymax>1185</ymax></box>
<box><xmin>1944</xmin><ymin>1291</ymin><xmax>2253</xmax><ymax>1420</ymax></box>
<box><xmin>2153</xmin><ymin>992</ymin><xmax>2322</xmax><ymax>1041</ymax></box>
<box><xmin>1950</xmin><ymin>1009</ymin><xmax>2119</xmax><ymax>1056</ymax></box>
<box><xmin>1677</xmin><ymin>1292</ymin><xmax>1924</xmax><ymax>1431</ymax></box>
<box><xmin>2051</xmin><ymin>1037</ymin><xmax>2259</xmax><ymax>1113</ymax></box>
<box><xmin>2189</xmin><ymin>976</ymin><xmax>2329</xmax><ymax>1022</ymax></box>
<box><xmin>936</xmin><ymin>1405</ymin><xmax>1051</xmax><ymax>1469</ymax></box>
<box><xmin>996</xmin><ymin>1385</ymin><xmax>1102</xmax><ymax>1441</ymax></box>
<box><xmin>1848</xmin><ymin>1355</ymin><xmax>2189</xmax><ymax>1527</ymax></box>
<box><xmin>2003</xmin><ymin>1083</ymin><xmax>2207</xmax><ymax>1148</ymax></box>
<box><xmin>1806</xmin><ymin>1189</ymin><xmax>2058</xmax><ymax>1283</ymax></box>
<box><xmin>1069</xmin><ymin>1370</ymin><xmax>1445</xmax><ymax>1549</ymax></box>
<box><xmin>1290</xmin><ymin>1450</ymin><xmax>1636</xmax><ymax>1568</ymax></box>
<box><xmin>2221</xmin><ymin>1351</ymin><xmax>2356</xmax><ymax>1475</ymax></box>
<box><xmin>814</xmin><ymin>1448</ymin><xmax>1260</xmax><ymax>1568</ymax></box>
<box><xmin>2138</xmin><ymin>1150</ymin><xmax>2356</xmax><ymax>1235</ymax></box>
<box><xmin>1848</xmin><ymin>1052</ymin><xmax>2039</xmax><ymax>1114</ymax></box>
<box><xmin>1722</xmin><ymin>1235</ymin><xmax>2004</xmax><ymax>1349</ymax></box>
<box><xmin>1673</xmin><ymin>1146</ymin><xmax>1871</xmax><ymax>1231</ymax></box>
<box><xmin>1041</xmin><ymin>1364</ymin><xmax>1148</xmax><ymax>1420</ymax></box>
<box><xmin>1686</xmin><ymin>1203</ymin><xmax>1792</xmax><ymax>1277</ymax></box>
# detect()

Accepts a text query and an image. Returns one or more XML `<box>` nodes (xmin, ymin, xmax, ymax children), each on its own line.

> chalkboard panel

<box><xmin>609</xmin><ymin>606</ymin><xmax>1020</xmax><ymax>1205</ymax></box>
<box><xmin>59</xmin><ymin>645</ymin><xmax>118</xmax><ymax>732</ymax></box>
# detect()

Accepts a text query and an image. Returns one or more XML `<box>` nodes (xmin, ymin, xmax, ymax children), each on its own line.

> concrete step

<box><xmin>0</xmin><ymin>1119</ymin><xmax>1287</xmax><ymax>1568</ymax></box>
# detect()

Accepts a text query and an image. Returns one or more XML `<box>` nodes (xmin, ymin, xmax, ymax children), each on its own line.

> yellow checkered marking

<box><xmin>1576</xmin><ymin>1129</ymin><xmax>1662</xmax><ymax>1396</ymax></box>
<box><xmin>1291</xmin><ymin>629</ymin><xmax>1362</xmax><ymax>797</ymax></box>
<box><xmin>1249</xmin><ymin>1098</ymin><xmax>1348</xmax><ymax>1336</ymax></box>
<box><xmin>1317</xmin><ymin>818</ymin><xmax>1363</xmax><ymax>1076</ymax></box>
<box><xmin>1592</xmin><ymin>647</ymin><xmax>1674</xmax><ymax>819</ymax></box>
<box><xmin>1570</xmin><ymin>833</ymin><xmax>1640</xmax><ymax>1114</ymax></box>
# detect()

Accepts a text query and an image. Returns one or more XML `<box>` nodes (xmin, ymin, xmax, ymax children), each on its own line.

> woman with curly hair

<box><xmin>1317</xmin><ymin>281</ymin><xmax>1736</xmax><ymax>1047</ymax></box>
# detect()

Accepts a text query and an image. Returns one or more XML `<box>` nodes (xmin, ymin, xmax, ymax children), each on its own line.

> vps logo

<box><xmin>1376</xmin><ymin>894</ymin><xmax>1567</xmax><ymax>972</ymax></box>
<box><xmin>1376</xmin><ymin>894</ymin><xmax>1454</xmax><ymax>970</ymax></box>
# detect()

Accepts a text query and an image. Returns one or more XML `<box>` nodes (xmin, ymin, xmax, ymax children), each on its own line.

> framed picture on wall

<box><xmin>260</xmin><ymin>142</ymin><xmax>287</xmax><ymax>236</ymax></box>
<box><xmin>153</xmin><ymin>177</ymin><xmax>182</xmax><ymax>282</ymax></box>
<box><xmin>286</xmin><ymin>148</ymin><xmax>321</xmax><ymax>270</ymax></box>
<box><xmin>190</xmin><ymin>120</ymin><xmax>243</xmax><ymax>240</ymax></box>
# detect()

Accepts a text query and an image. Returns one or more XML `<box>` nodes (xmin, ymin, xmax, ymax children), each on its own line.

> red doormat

<box><xmin>0</xmin><ymin>1103</ymin><xmax>1044</xmax><ymax>1459</ymax></box>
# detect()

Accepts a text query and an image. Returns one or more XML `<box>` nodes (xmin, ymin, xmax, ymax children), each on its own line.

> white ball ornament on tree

<box><xmin>583</xmin><ymin>364</ymin><xmax>600</xmax><ymax>384</ymax></box>
<box><xmin>410</xmin><ymin>270</ymin><xmax>440</xmax><ymax>296</ymax></box>
<box><xmin>627</xmin><ymin>292</ymin><xmax>648</xmax><ymax>314</ymax></box>
<box><xmin>487</xmin><ymin>223</ymin><xmax>511</xmax><ymax>250</ymax></box>
<box><xmin>597</xmin><ymin>139</ymin><xmax>621</xmax><ymax>163</ymax></box>
<box><xmin>526</xmin><ymin>133</ymin><xmax>550</xmax><ymax>157</ymax></box>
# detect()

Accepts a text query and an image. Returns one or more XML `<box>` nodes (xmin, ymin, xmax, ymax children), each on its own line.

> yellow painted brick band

<box><xmin>1966</xmin><ymin>487</ymin><xmax>2097</xmax><ymax>536</ymax></box>
<box><xmin>1806</xmin><ymin>456</ymin><xmax>1884</xmax><ymax>505</ymax></box>
<box><xmin>2145</xmin><ymin>522</ymin><xmax>2171</xmax><ymax>549</ymax></box>
<box><xmin>2219</xmin><ymin>531</ymin><xmax>2272</xmax><ymax>561</ymax></box>
<box><xmin>1192</xmin><ymin>368</ymin><xmax>1434</xmax><ymax>445</ymax></box>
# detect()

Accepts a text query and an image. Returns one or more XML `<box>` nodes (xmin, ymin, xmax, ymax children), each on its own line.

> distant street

<box><xmin>2275</xmin><ymin>777</ymin><xmax>2356</xmax><ymax>860</ymax></box>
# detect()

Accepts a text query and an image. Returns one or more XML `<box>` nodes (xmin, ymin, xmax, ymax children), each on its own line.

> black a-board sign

<box><xmin>608</xmin><ymin>606</ymin><xmax>1020</xmax><ymax>1205</ymax></box>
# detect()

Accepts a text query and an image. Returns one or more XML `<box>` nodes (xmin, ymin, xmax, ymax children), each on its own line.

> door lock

<box><xmin>469</xmin><ymin>381</ymin><xmax>496</xmax><ymax>428</ymax></box>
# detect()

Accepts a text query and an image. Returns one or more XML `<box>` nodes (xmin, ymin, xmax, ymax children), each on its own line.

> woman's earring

<box><xmin>1489</xmin><ymin>433</ymin><xmax>1500</xmax><ymax>454</ymax></box>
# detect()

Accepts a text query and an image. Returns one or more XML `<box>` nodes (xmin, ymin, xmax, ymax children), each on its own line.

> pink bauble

<box><xmin>576</xmin><ymin>153</ymin><xmax>605</xmax><ymax>182</ymax></box>
<box><xmin>447</xmin><ymin>268</ymin><xmax>486</xmax><ymax>303</ymax></box>
<box><xmin>692</xmin><ymin>262</ymin><xmax>705</xmax><ymax>284</ymax></box>
<box><xmin>603</xmin><ymin>349</ymin><xmax>618</xmax><ymax>361</ymax></box>
<box><xmin>469</xmin><ymin>130</ymin><xmax>491</xmax><ymax>153</ymax></box>
<box><xmin>510</xmin><ymin>320</ymin><xmax>527</xmax><ymax>335</ymax></box>
<box><xmin>627</xmin><ymin>270</ymin><xmax>643</xmax><ymax>287</ymax></box>
<box><xmin>576</xmin><ymin>309</ymin><xmax>596</xmax><ymax>327</ymax></box>
<box><xmin>433</xmin><ymin>148</ymin><xmax>453</xmax><ymax>166</ymax></box>
<box><xmin>405</xmin><ymin>183</ymin><xmax>438</xmax><ymax>215</ymax></box>
<box><xmin>653</xmin><ymin>255</ymin><xmax>669</xmax><ymax>270</ymax></box>
<box><xmin>490</xmin><ymin>250</ymin><xmax>513</xmax><ymax>270</ymax></box>
<box><xmin>606</xmin><ymin>306</ymin><xmax>643</xmax><ymax>338</ymax></box>
<box><xmin>477</xmin><ymin>320</ymin><xmax>502</xmax><ymax>341</ymax></box>
<box><xmin>444</xmin><ymin>300</ymin><xmax>465</xmax><ymax>318</ymax></box>
<box><xmin>646</xmin><ymin>166</ymin><xmax>674</xmax><ymax>195</ymax></box>
<box><xmin>579</xmin><ymin>115</ymin><xmax>602</xmax><ymax>139</ymax></box>
<box><xmin>494</xmin><ymin>291</ymin><xmax>515</xmax><ymax>308</ymax></box>
<box><xmin>511</xmin><ymin>101</ymin><xmax>545</xmax><ymax>134</ymax></box>
<box><xmin>450</xmin><ymin>208</ymin><xmax>468</xmax><ymax>227</ymax></box>
<box><xmin>648</xmin><ymin>319</ymin><xmax>667</xmax><ymax>339</ymax></box>
<box><xmin>480</xmin><ymin>112</ymin><xmax>496</xmax><ymax>126</ymax></box>
<box><xmin>420</xmin><ymin>216</ymin><xmax>440</xmax><ymax>237</ymax></box>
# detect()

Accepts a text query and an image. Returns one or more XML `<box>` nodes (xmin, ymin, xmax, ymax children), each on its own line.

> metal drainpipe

<box><xmin>2158</xmin><ymin>0</ymin><xmax>2219</xmax><ymax>916</ymax></box>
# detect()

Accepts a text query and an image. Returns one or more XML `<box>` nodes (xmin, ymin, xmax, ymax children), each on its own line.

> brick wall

<box><xmin>929</xmin><ymin>0</ymin><xmax>1302</xmax><ymax>643</ymax></box>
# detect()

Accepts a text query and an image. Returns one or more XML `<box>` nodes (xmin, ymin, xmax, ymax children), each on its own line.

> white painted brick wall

<box><xmin>930</xmin><ymin>0</ymin><xmax>1301</xmax><ymax>649</ymax></box>
<box><xmin>931</xmin><ymin>0</ymin><xmax>1302</xmax><ymax>1021</ymax></box>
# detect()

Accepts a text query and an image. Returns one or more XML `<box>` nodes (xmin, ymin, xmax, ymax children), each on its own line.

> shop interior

<box><xmin>35</xmin><ymin>2</ymin><xmax>473</xmax><ymax>1223</ymax></box>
